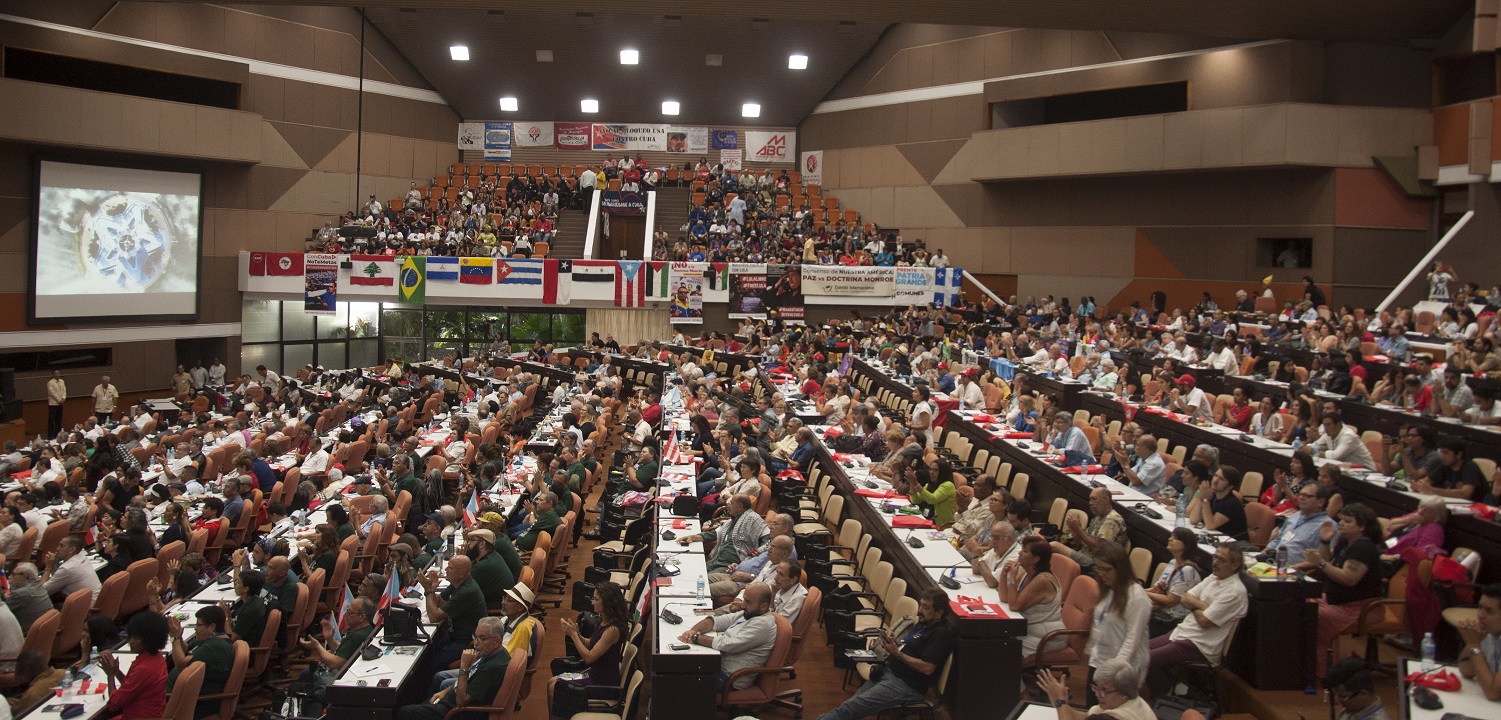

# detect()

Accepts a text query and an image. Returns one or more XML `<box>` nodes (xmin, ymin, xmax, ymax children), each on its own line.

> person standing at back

<box><xmin>46</xmin><ymin>371</ymin><xmax>66</xmax><ymax>438</ymax></box>
<box><xmin>92</xmin><ymin>375</ymin><xmax>119</xmax><ymax>425</ymax></box>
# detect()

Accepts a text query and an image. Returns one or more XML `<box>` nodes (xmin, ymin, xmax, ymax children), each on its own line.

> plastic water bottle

<box><xmin>696</xmin><ymin>574</ymin><xmax>706</xmax><ymax>599</ymax></box>
<box><xmin>1276</xmin><ymin>547</ymin><xmax>1289</xmax><ymax>577</ymax></box>
<box><xmin>89</xmin><ymin>645</ymin><xmax>99</xmax><ymax>667</ymax></box>
<box><xmin>1421</xmin><ymin>633</ymin><xmax>1436</xmax><ymax>672</ymax></box>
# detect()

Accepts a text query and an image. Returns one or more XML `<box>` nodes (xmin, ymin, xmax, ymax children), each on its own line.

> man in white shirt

<box><xmin>91</xmin><ymin>375</ymin><xmax>119</xmax><ymax>425</ymax></box>
<box><xmin>677</xmin><ymin>583</ymin><xmax>779</xmax><ymax>691</ymax></box>
<box><xmin>40</xmin><ymin>536</ymin><xmax>101</xmax><ymax>602</ymax></box>
<box><xmin>1048</xmin><ymin>411</ymin><xmax>1096</xmax><ymax>466</ymax></box>
<box><xmin>1312</xmin><ymin>411</ymin><xmax>1375</xmax><ymax>466</ymax></box>
<box><xmin>1145</xmin><ymin>543</ymin><xmax>1249</xmax><ymax>695</ymax></box>
<box><xmin>300</xmin><ymin>440</ymin><xmax>330</xmax><ymax>476</ymax></box>
<box><xmin>1168</xmin><ymin>374</ymin><xmax>1213</xmax><ymax>422</ymax></box>
<box><xmin>46</xmin><ymin>371</ymin><xmax>66</xmax><ymax>438</ymax></box>
<box><xmin>256</xmin><ymin>365</ymin><xmax>282</xmax><ymax>394</ymax></box>
<box><xmin>1205</xmin><ymin>339</ymin><xmax>1238</xmax><ymax>374</ymax></box>
<box><xmin>969</xmin><ymin>521</ymin><xmax>1019</xmax><ymax>588</ymax></box>
<box><xmin>1118</xmin><ymin>435</ymin><xmax>1166</xmax><ymax>497</ymax></box>
<box><xmin>208</xmin><ymin>357</ymin><xmax>227</xmax><ymax>386</ymax></box>
<box><xmin>189</xmin><ymin>360</ymin><xmax>209</xmax><ymax>390</ymax></box>
<box><xmin>928</xmin><ymin>250</ymin><xmax>950</xmax><ymax>268</ymax></box>
<box><xmin>956</xmin><ymin>372</ymin><xmax>985</xmax><ymax>411</ymax></box>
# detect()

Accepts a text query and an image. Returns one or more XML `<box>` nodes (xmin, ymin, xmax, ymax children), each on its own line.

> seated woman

<box><xmin>997</xmin><ymin>536</ymin><xmax>1066</xmax><ymax>656</ymax></box>
<box><xmin>1380</xmin><ymin>496</ymin><xmax>1448</xmax><ymax>563</ymax></box>
<box><xmin>548</xmin><ymin>582</ymin><xmax>628</xmax><ymax>716</ymax></box>
<box><xmin>907</xmin><ymin>457</ymin><xmax>957</xmax><ymax>528</ymax></box>
<box><xmin>1145</xmin><ymin>527</ymin><xmax>1203</xmax><ymax>638</ymax></box>
<box><xmin>99</xmin><ymin>612</ymin><xmax>171</xmax><ymax>720</ymax></box>
<box><xmin>1304</xmin><ymin>503</ymin><xmax>1385</xmax><ymax>678</ymax></box>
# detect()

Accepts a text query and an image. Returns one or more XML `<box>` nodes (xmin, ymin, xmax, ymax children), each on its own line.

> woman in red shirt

<box><xmin>100</xmin><ymin>612</ymin><xmax>170</xmax><ymax>720</ymax></box>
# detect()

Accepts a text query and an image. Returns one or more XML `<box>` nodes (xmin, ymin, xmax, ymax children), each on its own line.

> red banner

<box><xmin>554</xmin><ymin>122</ymin><xmax>591</xmax><ymax>149</ymax></box>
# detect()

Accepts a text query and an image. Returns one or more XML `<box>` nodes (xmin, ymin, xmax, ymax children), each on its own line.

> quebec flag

<box><xmin>933</xmin><ymin>268</ymin><xmax>963</xmax><ymax>307</ymax></box>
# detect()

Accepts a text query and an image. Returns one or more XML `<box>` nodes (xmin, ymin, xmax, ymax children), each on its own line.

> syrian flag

<box><xmin>350</xmin><ymin>254</ymin><xmax>395</xmax><ymax>286</ymax></box>
<box><xmin>648</xmin><ymin>261</ymin><xmax>670</xmax><ymax>300</ymax></box>
<box><xmin>463</xmin><ymin>490</ymin><xmax>479</xmax><ymax>527</ymax></box>
<box><xmin>616</xmin><ymin>261</ymin><xmax>646</xmax><ymax>308</ymax></box>
<box><xmin>707</xmin><ymin>263</ymin><xmax>730</xmax><ymax>291</ymax></box>
<box><xmin>249</xmin><ymin>252</ymin><xmax>304</xmax><ymax>276</ymax></box>
<box><xmin>427</xmin><ymin>257</ymin><xmax>460</xmax><ymax>282</ymax></box>
<box><xmin>543</xmin><ymin>259</ymin><xmax>572</xmax><ymax>305</ymax></box>
<box><xmin>572</xmin><ymin>260</ymin><xmax>617</xmax><ymax>283</ymax></box>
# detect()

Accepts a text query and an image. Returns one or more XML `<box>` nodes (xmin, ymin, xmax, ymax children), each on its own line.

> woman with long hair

<box><xmin>1262</xmin><ymin>448</ymin><xmax>1317</xmax><ymax>511</ymax></box>
<box><xmin>909</xmin><ymin>457</ymin><xmax>957</xmax><ymax>527</ymax></box>
<box><xmin>549</xmin><ymin>582</ymin><xmax>629</xmax><ymax>714</ymax></box>
<box><xmin>1146</xmin><ymin>527</ymin><xmax>1203</xmax><ymax>638</ymax></box>
<box><xmin>1084</xmin><ymin>541</ymin><xmax>1150</xmax><ymax>706</ymax></box>
<box><xmin>1306</xmin><ymin>503</ymin><xmax>1384</xmax><ymax>678</ymax></box>
<box><xmin>100</xmin><ymin>612</ymin><xmax>171</xmax><ymax>720</ymax></box>
<box><xmin>158</xmin><ymin>501</ymin><xmax>192</xmax><ymax>549</ymax></box>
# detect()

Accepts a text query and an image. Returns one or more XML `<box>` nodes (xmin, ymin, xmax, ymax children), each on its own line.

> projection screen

<box><xmin>31</xmin><ymin>159</ymin><xmax>202</xmax><ymax>322</ymax></box>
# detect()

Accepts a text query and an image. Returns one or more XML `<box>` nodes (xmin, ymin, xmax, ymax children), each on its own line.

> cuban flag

<box><xmin>616</xmin><ymin>261</ymin><xmax>646</xmax><ymax>308</ymax></box>
<box><xmin>427</xmin><ymin>257</ymin><xmax>460</xmax><ymax>282</ymax></box>
<box><xmin>459</xmin><ymin>257</ymin><xmax>494</xmax><ymax>284</ymax></box>
<box><xmin>497</xmin><ymin>259</ymin><xmax>545</xmax><ymax>286</ymax></box>
<box><xmin>463</xmin><ymin>490</ymin><xmax>479</xmax><ymax>527</ymax></box>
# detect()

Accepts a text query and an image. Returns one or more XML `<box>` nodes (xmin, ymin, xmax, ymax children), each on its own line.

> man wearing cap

<box><xmin>1168</xmin><ymin>374</ymin><xmax>1212</xmax><ymax>422</ymax></box>
<box><xmin>428</xmin><ymin>584</ymin><xmax>536</xmax><ymax>696</ymax></box>
<box><xmin>387</xmin><ymin>542</ymin><xmax>419</xmax><ymax>589</ymax></box>
<box><xmin>465</xmin><ymin>529</ymin><xmax>516</xmax><ymax>611</ymax></box>
<box><xmin>416</xmin><ymin>513</ymin><xmax>449</xmax><ymax>569</ymax></box>
<box><xmin>477</xmin><ymin>512</ymin><xmax>524</xmax><ymax>577</ymax></box>
<box><xmin>421</xmin><ymin>555</ymin><xmax>487</xmax><ymax>671</ymax></box>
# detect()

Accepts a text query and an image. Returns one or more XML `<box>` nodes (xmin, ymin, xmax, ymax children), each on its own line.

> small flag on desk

<box><xmin>375</xmin><ymin>571</ymin><xmax>401</xmax><ymax>625</ymax></box>
<box><xmin>463</xmin><ymin>490</ymin><xmax>479</xmax><ymax>527</ymax></box>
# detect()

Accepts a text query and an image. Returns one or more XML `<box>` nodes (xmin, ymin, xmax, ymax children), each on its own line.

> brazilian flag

<box><xmin>398</xmin><ymin>256</ymin><xmax>425</xmax><ymax>304</ymax></box>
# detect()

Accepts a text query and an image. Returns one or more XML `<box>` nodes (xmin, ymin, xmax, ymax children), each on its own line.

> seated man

<box><xmin>708</xmin><ymin>533</ymin><xmax>792</xmax><ymax>602</ymax></box>
<box><xmin>419</xmin><ymin>556</ymin><xmax>487</xmax><ymax>671</ymax></box>
<box><xmin>396</xmin><ymin>616</ymin><xmax>512</xmax><ymax>720</ymax></box>
<box><xmin>818</xmin><ymin>589</ymin><xmax>955</xmax><ymax>720</ymax></box>
<box><xmin>296</xmin><ymin>597</ymin><xmax>376</xmax><ymax>700</ymax></box>
<box><xmin>166</xmin><ymin>605</ymin><xmax>236</xmax><ymax>718</ymax></box>
<box><xmin>1145</xmin><ymin>543</ymin><xmax>1250</xmax><ymax>697</ymax></box>
<box><xmin>514</xmin><ymin>492</ymin><xmax>562</xmax><ymax>553</ymax></box>
<box><xmin>1457</xmin><ymin>582</ymin><xmax>1501</xmax><ymax>701</ymax></box>
<box><xmin>1323</xmin><ymin>656</ymin><xmax>1392</xmax><ymax>720</ymax></box>
<box><xmin>676</xmin><ymin>583</ymin><xmax>779</xmax><ymax>691</ymax></box>
<box><xmin>1050</xmin><ymin>487</ymin><xmax>1125</xmax><ymax>569</ymax></box>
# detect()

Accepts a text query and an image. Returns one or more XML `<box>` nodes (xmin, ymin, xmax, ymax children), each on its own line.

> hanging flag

<box><xmin>933</xmin><ymin>268</ymin><xmax>963</xmax><ymax>306</ymax></box>
<box><xmin>572</xmin><ymin>260</ymin><xmax>617</xmax><ymax>283</ymax></box>
<box><xmin>648</xmin><ymin>261</ymin><xmax>670</xmax><ymax>300</ymax></box>
<box><xmin>460</xmin><ymin>257</ymin><xmax>494</xmax><ymax>284</ymax></box>
<box><xmin>463</xmin><ymin>490</ymin><xmax>479</xmax><ymax>527</ymax></box>
<box><xmin>427</xmin><ymin>257</ymin><xmax>460</xmax><ymax>282</ymax></box>
<box><xmin>707</xmin><ymin>262</ymin><xmax>730</xmax><ymax>291</ymax></box>
<box><xmin>332</xmin><ymin>584</ymin><xmax>355</xmax><ymax>642</ymax></box>
<box><xmin>616</xmin><ymin>260</ymin><xmax>646</xmax><ymax>308</ymax></box>
<box><xmin>249</xmin><ymin>252</ymin><xmax>304</xmax><ymax>276</ymax></box>
<box><xmin>543</xmin><ymin>259</ymin><xmax>572</xmax><ymax>305</ymax></box>
<box><xmin>397</xmin><ymin>256</ymin><xmax>425</xmax><ymax>304</ymax></box>
<box><xmin>349</xmin><ymin>254</ymin><xmax>395</xmax><ymax>286</ymax></box>
<box><xmin>496</xmin><ymin>259</ymin><xmax>544</xmax><ymax>286</ymax></box>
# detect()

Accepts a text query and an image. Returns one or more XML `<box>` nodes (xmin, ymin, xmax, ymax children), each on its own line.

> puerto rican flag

<box><xmin>616</xmin><ymin>261</ymin><xmax>646</xmax><ymax>308</ymax></box>
<box><xmin>463</xmin><ymin>490</ymin><xmax>479</xmax><ymax>528</ymax></box>
<box><xmin>332</xmin><ymin>584</ymin><xmax>355</xmax><ymax>642</ymax></box>
<box><xmin>375</xmin><ymin>570</ymin><xmax>401</xmax><ymax>624</ymax></box>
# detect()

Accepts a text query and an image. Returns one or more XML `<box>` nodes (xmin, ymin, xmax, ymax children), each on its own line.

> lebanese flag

<box><xmin>349</xmin><ymin>254</ymin><xmax>395</xmax><ymax>286</ymax></box>
<box><xmin>250</xmin><ymin>252</ymin><xmax>304</xmax><ymax>276</ymax></box>
<box><xmin>616</xmin><ymin>261</ymin><xmax>646</xmax><ymax>308</ymax></box>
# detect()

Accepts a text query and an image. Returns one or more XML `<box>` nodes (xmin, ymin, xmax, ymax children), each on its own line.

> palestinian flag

<box><xmin>707</xmin><ymin>262</ymin><xmax>730</xmax><ymax>290</ymax></box>
<box><xmin>648</xmin><ymin>261</ymin><xmax>670</xmax><ymax>300</ymax></box>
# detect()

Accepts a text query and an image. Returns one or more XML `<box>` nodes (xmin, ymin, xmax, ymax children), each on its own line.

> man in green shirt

<box><xmin>550</xmin><ymin>470</ymin><xmax>575</xmax><ymax>514</ymax></box>
<box><xmin>624</xmin><ymin>446</ymin><xmax>658</xmax><ymax>493</ymax></box>
<box><xmin>395</xmin><ymin>616</ymin><xmax>513</xmax><ymax>720</ymax></box>
<box><xmin>263</xmin><ymin>557</ymin><xmax>302</xmax><ymax>621</ymax></box>
<box><xmin>166</xmin><ymin>605</ymin><xmax>237</xmax><ymax>717</ymax></box>
<box><xmin>384</xmin><ymin>453</ymin><xmax>427</xmax><ymax>518</ymax></box>
<box><xmin>477</xmin><ymin>512</ymin><xmax>524</xmax><ymax>578</ymax></box>
<box><xmin>227</xmin><ymin>569</ymin><xmax>268</xmax><ymax>645</ymax></box>
<box><xmin>515</xmin><ymin>492</ymin><xmax>562</xmax><ymax>553</ymax></box>
<box><xmin>464</xmin><ymin>529</ymin><xmax>516</xmax><ymax>611</ymax></box>
<box><xmin>416</xmin><ymin>512</ymin><xmax>449</xmax><ymax>569</ymax></box>
<box><xmin>422</xmin><ymin>555</ymin><xmax>487</xmax><ymax>670</ymax></box>
<box><xmin>562</xmin><ymin>447</ymin><xmax>589</xmax><ymax>494</ymax></box>
<box><xmin>300</xmin><ymin>596</ymin><xmax>376</xmax><ymax>668</ymax></box>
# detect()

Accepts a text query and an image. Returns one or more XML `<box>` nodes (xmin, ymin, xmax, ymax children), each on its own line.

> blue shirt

<box><xmin>735</xmin><ymin>546</ymin><xmax>798</xmax><ymax>577</ymax></box>
<box><xmin>1131</xmin><ymin>453</ymin><xmax>1166</xmax><ymax>496</ymax></box>
<box><xmin>1053</xmin><ymin>426</ymin><xmax>1096</xmax><ymax>466</ymax></box>
<box><xmin>251</xmin><ymin>459</ymin><xmax>277</xmax><ymax>493</ymax></box>
<box><xmin>1266</xmin><ymin>510</ymin><xmax>1328</xmax><ymax>559</ymax></box>
<box><xmin>1378</xmin><ymin>335</ymin><xmax>1411</xmax><ymax>361</ymax></box>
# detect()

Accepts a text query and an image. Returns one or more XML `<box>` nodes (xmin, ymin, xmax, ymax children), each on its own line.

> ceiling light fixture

<box><xmin>581</xmin><ymin>99</ymin><xmax>599</xmax><ymax>113</ymax></box>
<box><xmin>742</xmin><ymin>103</ymin><xmax>761</xmax><ymax>118</ymax></box>
<box><xmin>536</xmin><ymin>50</ymin><xmax>554</xmax><ymax>62</ymax></box>
<box><xmin>788</xmin><ymin>54</ymin><xmax>808</xmax><ymax>70</ymax></box>
<box><xmin>662</xmin><ymin>101</ymin><xmax>680</xmax><ymax>115</ymax></box>
<box><xmin>620</xmin><ymin>49</ymin><xmax>639</xmax><ymax>65</ymax></box>
<box><xmin>499</xmin><ymin>97</ymin><xmax>518</xmax><ymax>112</ymax></box>
<box><xmin>449</xmin><ymin>45</ymin><xmax>470</xmax><ymax>61</ymax></box>
<box><xmin>705</xmin><ymin>54</ymin><xmax>723</xmax><ymax>67</ymax></box>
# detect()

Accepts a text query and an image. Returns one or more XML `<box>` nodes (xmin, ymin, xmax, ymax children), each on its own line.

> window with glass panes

<box><xmin>240</xmin><ymin>299</ymin><xmax>584</xmax><ymax>374</ymax></box>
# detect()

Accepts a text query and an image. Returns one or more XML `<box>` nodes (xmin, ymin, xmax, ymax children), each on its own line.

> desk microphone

<box><xmin>938</xmin><ymin>561</ymin><xmax>966</xmax><ymax>590</ymax></box>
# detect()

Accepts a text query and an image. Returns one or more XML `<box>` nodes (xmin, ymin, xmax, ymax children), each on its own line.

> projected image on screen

<box><xmin>33</xmin><ymin>160</ymin><xmax>201</xmax><ymax>321</ymax></box>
